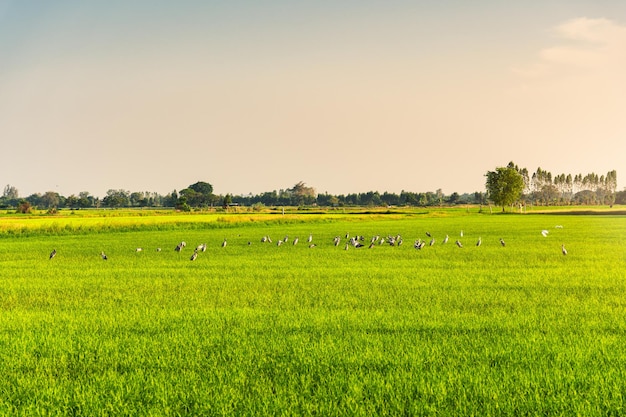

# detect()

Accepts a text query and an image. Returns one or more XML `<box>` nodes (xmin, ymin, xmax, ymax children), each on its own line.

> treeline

<box><xmin>511</xmin><ymin>165</ymin><xmax>620</xmax><ymax>206</ymax></box>
<box><xmin>0</xmin><ymin>181</ymin><xmax>487</xmax><ymax>211</ymax></box>
<box><xmin>1</xmin><ymin>170</ymin><xmax>623</xmax><ymax>212</ymax></box>
<box><xmin>233</xmin><ymin>188</ymin><xmax>486</xmax><ymax>208</ymax></box>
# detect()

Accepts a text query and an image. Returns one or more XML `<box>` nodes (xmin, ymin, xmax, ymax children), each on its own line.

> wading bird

<box><xmin>49</xmin><ymin>249</ymin><xmax>57</xmax><ymax>260</ymax></box>
<box><xmin>443</xmin><ymin>235</ymin><xmax>449</xmax><ymax>244</ymax></box>
<box><xmin>221</xmin><ymin>239</ymin><xmax>227</xmax><ymax>248</ymax></box>
<box><xmin>562</xmin><ymin>244</ymin><xmax>567</xmax><ymax>256</ymax></box>
<box><xmin>500</xmin><ymin>238</ymin><xmax>506</xmax><ymax>247</ymax></box>
<box><xmin>476</xmin><ymin>237</ymin><xmax>482</xmax><ymax>247</ymax></box>
<box><xmin>456</xmin><ymin>240</ymin><xmax>463</xmax><ymax>248</ymax></box>
<box><xmin>190</xmin><ymin>251</ymin><xmax>198</xmax><ymax>261</ymax></box>
<box><xmin>293</xmin><ymin>237</ymin><xmax>299</xmax><ymax>246</ymax></box>
<box><xmin>101</xmin><ymin>251</ymin><xmax>108</xmax><ymax>260</ymax></box>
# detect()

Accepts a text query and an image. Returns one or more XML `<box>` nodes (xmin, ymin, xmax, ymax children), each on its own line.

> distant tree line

<box><xmin>486</xmin><ymin>162</ymin><xmax>621</xmax><ymax>210</ymax></box>
<box><xmin>1</xmin><ymin>169</ymin><xmax>623</xmax><ymax>212</ymax></box>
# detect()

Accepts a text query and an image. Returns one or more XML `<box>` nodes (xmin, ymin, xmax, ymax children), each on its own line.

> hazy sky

<box><xmin>1</xmin><ymin>0</ymin><xmax>625</xmax><ymax>198</ymax></box>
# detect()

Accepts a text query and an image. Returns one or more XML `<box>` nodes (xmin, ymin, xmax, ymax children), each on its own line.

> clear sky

<box><xmin>1</xmin><ymin>0</ymin><xmax>625</xmax><ymax>198</ymax></box>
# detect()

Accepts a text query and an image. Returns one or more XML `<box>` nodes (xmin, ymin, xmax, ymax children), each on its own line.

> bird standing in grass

<box><xmin>190</xmin><ymin>251</ymin><xmax>198</xmax><ymax>261</ymax></box>
<box><xmin>101</xmin><ymin>251</ymin><xmax>108</xmax><ymax>260</ymax></box>
<box><xmin>500</xmin><ymin>238</ymin><xmax>506</xmax><ymax>247</ymax></box>
<box><xmin>562</xmin><ymin>244</ymin><xmax>567</xmax><ymax>256</ymax></box>
<box><xmin>49</xmin><ymin>249</ymin><xmax>57</xmax><ymax>260</ymax></box>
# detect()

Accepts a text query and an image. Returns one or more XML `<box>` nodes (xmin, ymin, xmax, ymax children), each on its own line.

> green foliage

<box><xmin>0</xmin><ymin>212</ymin><xmax>625</xmax><ymax>414</ymax></box>
<box><xmin>485</xmin><ymin>164</ymin><xmax>524</xmax><ymax>210</ymax></box>
<box><xmin>188</xmin><ymin>181</ymin><xmax>213</xmax><ymax>195</ymax></box>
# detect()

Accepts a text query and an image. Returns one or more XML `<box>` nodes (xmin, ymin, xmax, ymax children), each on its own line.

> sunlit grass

<box><xmin>0</xmin><ymin>211</ymin><xmax>625</xmax><ymax>415</ymax></box>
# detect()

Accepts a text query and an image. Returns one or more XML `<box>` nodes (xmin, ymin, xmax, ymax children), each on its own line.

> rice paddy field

<box><xmin>0</xmin><ymin>208</ymin><xmax>625</xmax><ymax>416</ymax></box>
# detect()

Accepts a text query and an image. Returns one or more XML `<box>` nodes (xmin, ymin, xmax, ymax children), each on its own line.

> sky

<box><xmin>1</xmin><ymin>0</ymin><xmax>625</xmax><ymax>198</ymax></box>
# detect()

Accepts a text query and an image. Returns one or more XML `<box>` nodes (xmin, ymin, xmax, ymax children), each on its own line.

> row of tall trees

<box><xmin>486</xmin><ymin>162</ymin><xmax>620</xmax><ymax>210</ymax></box>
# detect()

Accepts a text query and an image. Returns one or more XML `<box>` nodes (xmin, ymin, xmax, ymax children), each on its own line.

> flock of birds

<box><xmin>47</xmin><ymin>227</ymin><xmax>568</xmax><ymax>261</ymax></box>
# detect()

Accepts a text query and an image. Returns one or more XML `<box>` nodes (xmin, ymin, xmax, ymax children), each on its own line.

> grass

<box><xmin>0</xmin><ymin>210</ymin><xmax>625</xmax><ymax>415</ymax></box>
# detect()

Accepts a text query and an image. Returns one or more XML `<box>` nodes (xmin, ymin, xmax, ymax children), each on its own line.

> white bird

<box><xmin>293</xmin><ymin>237</ymin><xmax>299</xmax><ymax>246</ymax></box>
<box><xmin>156</xmin><ymin>248</ymin><xmax>162</xmax><ymax>252</ymax></box>
<box><xmin>307</xmin><ymin>234</ymin><xmax>313</xmax><ymax>243</ymax></box>
<box><xmin>101</xmin><ymin>251</ymin><xmax>108</xmax><ymax>260</ymax></box>
<box><xmin>476</xmin><ymin>237</ymin><xmax>482</xmax><ymax>247</ymax></box>
<box><xmin>309</xmin><ymin>244</ymin><xmax>316</xmax><ymax>248</ymax></box>
<box><xmin>460</xmin><ymin>230</ymin><xmax>464</xmax><ymax>237</ymax></box>
<box><xmin>135</xmin><ymin>247</ymin><xmax>143</xmax><ymax>252</ymax></box>
<box><xmin>429</xmin><ymin>238</ymin><xmax>435</xmax><ymax>246</ymax></box>
<box><xmin>443</xmin><ymin>235</ymin><xmax>449</xmax><ymax>244</ymax></box>
<box><xmin>221</xmin><ymin>239</ymin><xmax>227</xmax><ymax>248</ymax></box>
<box><xmin>541</xmin><ymin>230</ymin><xmax>549</xmax><ymax>237</ymax></box>
<box><xmin>456</xmin><ymin>240</ymin><xmax>463</xmax><ymax>248</ymax></box>
<box><xmin>500</xmin><ymin>238</ymin><xmax>506</xmax><ymax>247</ymax></box>
<box><xmin>190</xmin><ymin>251</ymin><xmax>198</xmax><ymax>261</ymax></box>
<box><xmin>49</xmin><ymin>249</ymin><xmax>57</xmax><ymax>260</ymax></box>
<box><xmin>562</xmin><ymin>244</ymin><xmax>567</xmax><ymax>256</ymax></box>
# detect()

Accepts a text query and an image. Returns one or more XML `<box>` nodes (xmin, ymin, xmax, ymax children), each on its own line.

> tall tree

<box><xmin>180</xmin><ymin>181</ymin><xmax>214</xmax><ymax>207</ymax></box>
<box><xmin>485</xmin><ymin>164</ymin><xmax>524</xmax><ymax>211</ymax></box>
<box><xmin>188</xmin><ymin>181</ymin><xmax>213</xmax><ymax>195</ymax></box>
<box><xmin>288</xmin><ymin>181</ymin><xmax>316</xmax><ymax>206</ymax></box>
<box><xmin>3</xmin><ymin>184</ymin><xmax>18</xmax><ymax>199</ymax></box>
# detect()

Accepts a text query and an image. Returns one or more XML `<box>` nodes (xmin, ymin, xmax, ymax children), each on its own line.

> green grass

<box><xmin>0</xmin><ymin>211</ymin><xmax>625</xmax><ymax>415</ymax></box>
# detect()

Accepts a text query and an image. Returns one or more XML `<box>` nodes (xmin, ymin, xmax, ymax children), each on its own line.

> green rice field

<box><xmin>0</xmin><ymin>209</ymin><xmax>625</xmax><ymax>415</ymax></box>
